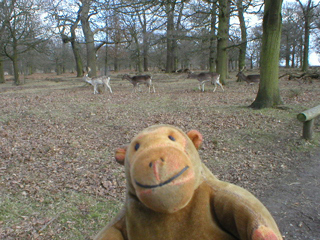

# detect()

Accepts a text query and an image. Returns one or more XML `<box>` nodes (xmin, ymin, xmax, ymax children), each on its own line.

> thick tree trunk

<box><xmin>80</xmin><ymin>0</ymin><xmax>97</xmax><ymax>77</ymax></box>
<box><xmin>237</xmin><ymin>0</ymin><xmax>247</xmax><ymax>72</ymax></box>
<box><xmin>71</xmin><ymin>40</ymin><xmax>84</xmax><ymax>77</ymax></box>
<box><xmin>216</xmin><ymin>0</ymin><xmax>230</xmax><ymax>85</ymax></box>
<box><xmin>250</xmin><ymin>0</ymin><xmax>283</xmax><ymax>109</ymax></box>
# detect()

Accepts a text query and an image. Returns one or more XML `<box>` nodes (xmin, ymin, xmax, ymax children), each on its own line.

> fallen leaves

<box><xmin>0</xmin><ymin>73</ymin><xmax>319</xmax><ymax>239</ymax></box>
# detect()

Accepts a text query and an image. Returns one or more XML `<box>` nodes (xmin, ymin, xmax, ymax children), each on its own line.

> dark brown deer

<box><xmin>236</xmin><ymin>71</ymin><xmax>260</xmax><ymax>84</ymax></box>
<box><xmin>122</xmin><ymin>74</ymin><xmax>155</xmax><ymax>93</ymax></box>
<box><xmin>187</xmin><ymin>72</ymin><xmax>224</xmax><ymax>92</ymax></box>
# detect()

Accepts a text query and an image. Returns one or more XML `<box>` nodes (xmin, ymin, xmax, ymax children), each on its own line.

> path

<box><xmin>261</xmin><ymin>149</ymin><xmax>320</xmax><ymax>240</ymax></box>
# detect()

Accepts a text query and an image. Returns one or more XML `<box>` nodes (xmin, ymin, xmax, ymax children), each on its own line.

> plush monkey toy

<box><xmin>95</xmin><ymin>125</ymin><xmax>282</xmax><ymax>240</ymax></box>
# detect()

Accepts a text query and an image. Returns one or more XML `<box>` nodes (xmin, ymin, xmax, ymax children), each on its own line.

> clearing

<box><xmin>0</xmin><ymin>70</ymin><xmax>319</xmax><ymax>239</ymax></box>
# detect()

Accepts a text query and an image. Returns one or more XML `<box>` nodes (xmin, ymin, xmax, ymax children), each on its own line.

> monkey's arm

<box><xmin>94</xmin><ymin>207</ymin><xmax>127</xmax><ymax>240</ymax></box>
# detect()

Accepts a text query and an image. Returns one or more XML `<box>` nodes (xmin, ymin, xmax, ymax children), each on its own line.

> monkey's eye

<box><xmin>168</xmin><ymin>136</ymin><xmax>175</xmax><ymax>141</ymax></box>
<box><xmin>134</xmin><ymin>143</ymin><xmax>140</xmax><ymax>151</ymax></box>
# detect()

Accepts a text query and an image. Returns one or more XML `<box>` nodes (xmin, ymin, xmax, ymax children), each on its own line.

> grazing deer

<box><xmin>176</xmin><ymin>68</ymin><xmax>191</xmax><ymax>73</ymax></box>
<box><xmin>187</xmin><ymin>72</ymin><xmax>224</xmax><ymax>92</ymax></box>
<box><xmin>236</xmin><ymin>71</ymin><xmax>260</xmax><ymax>85</ymax></box>
<box><xmin>122</xmin><ymin>74</ymin><xmax>155</xmax><ymax>93</ymax></box>
<box><xmin>83</xmin><ymin>68</ymin><xmax>112</xmax><ymax>94</ymax></box>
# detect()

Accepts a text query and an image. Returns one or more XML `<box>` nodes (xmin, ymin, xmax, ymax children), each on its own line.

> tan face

<box><xmin>116</xmin><ymin>125</ymin><xmax>203</xmax><ymax>213</ymax></box>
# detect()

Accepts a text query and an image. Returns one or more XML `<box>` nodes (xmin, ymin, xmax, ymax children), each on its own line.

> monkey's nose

<box><xmin>149</xmin><ymin>158</ymin><xmax>165</xmax><ymax>168</ymax></box>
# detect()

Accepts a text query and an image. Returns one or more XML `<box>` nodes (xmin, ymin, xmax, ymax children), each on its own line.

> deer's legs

<box><xmin>213</xmin><ymin>84</ymin><xmax>217</xmax><ymax>92</ymax></box>
<box><xmin>105</xmin><ymin>82</ymin><xmax>112</xmax><ymax>93</ymax></box>
<box><xmin>93</xmin><ymin>84</ymin><xmax>99</xmax><ymax>94</ymax></box>
<box><xmin>217</xmin><ymin>82</ymin><xmax>224</xmax><ymax>92</ymax></box>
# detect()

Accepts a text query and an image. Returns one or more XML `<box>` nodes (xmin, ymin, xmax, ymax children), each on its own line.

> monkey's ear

<box><xmin>187</xmin><ymin>130</ymin><xmax>203</xmax><ymax>150</ymax></box>
<box><xmin>115</xmin><ymin>146</ymin><xmax>127</xmax><ymax>165</ymax></box>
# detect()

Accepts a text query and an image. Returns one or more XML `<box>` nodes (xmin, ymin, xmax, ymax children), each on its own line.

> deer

<box><xmin>176</xmin><ymin>68</ymin><xmax>191</xmax><ymax>73</ymax></box>
<box><xmin>83</xmin><ymin>68</ymin><xmax>112</xmax><ymax>94</ymax></box>
<box><xmin>122</xmin><ymin>74</ymin><xmax>155</xmax><ymax>93</ymax></box>
<box><xmin>187</xmin><ymin>72</ymin><xmax>224</xmax><ymax>92</ymax></box>
<box><xmin>236</xmin><ymin>71</ymin><xmax>260</xmax><ymax>84</ymax></box>
<box><xmin>236</xmin><ymin>67</ymin><xmax>260</xmax><ymax>85</ymax></box>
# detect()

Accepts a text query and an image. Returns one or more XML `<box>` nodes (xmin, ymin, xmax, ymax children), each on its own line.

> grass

<box><xmin>1</xmin><ymin>189</ymin><xmax>121</xmax><ymax>240</ymax></box>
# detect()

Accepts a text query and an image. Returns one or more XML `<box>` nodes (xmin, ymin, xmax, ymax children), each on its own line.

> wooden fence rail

<box><xmin>297</xmin><ymin>105</ymin><xmax>320</xmax><ymax>140</ymax></box>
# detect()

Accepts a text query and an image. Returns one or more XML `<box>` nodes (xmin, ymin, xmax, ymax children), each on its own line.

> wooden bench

<box><xmin>297</xmin><ymin>105</ymin><xmax>320</xmax><ymax>140</ymax></box>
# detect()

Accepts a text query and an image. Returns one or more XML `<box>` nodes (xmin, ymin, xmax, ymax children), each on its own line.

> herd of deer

<box><xmin>83</xmin><ymin>67</ymin><xmax>260</xmax><ymax>94</ymax></box>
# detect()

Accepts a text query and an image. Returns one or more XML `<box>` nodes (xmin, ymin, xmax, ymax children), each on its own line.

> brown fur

<box><xmin>94</xmin><ymin>125</ymin><xmax>282</xmax><ymax>240</ymax></box>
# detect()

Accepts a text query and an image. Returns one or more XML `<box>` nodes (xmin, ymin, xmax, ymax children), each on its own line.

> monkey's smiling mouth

<box><xmin>135</xmin><ymin>166</ymin><xmax>189</xmax><ymax>189</ymax></box>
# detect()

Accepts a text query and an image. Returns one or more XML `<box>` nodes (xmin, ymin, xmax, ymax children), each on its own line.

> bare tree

<box><xmin>0</xmin><ymin>1</ymin><xmax>7</xmax><ymax>83</ymax></box>
<box><xmin>296</xmin><ymin>0</ymin><xmax>319</xmax><ymax>71</ymax></box>
<box><xmin>120</xmin><ymin>2</ymin><xmax>162</xmax><ymax>72</ymax></box>
<box><xmin>163</xmin><ymin>0</ymin><xmax>187</xmax><ymax>73</ymax></box>
<box><xmin>1</xmin><ymin>0</ymin><xmax>48</xmax><ymax>85</ymax></box>
<box><xmin>281</xmin><ymin>2</ymin><xmax>304</xmax><ymax>68</ymax></box>
<box><xmin>51</xmin><ymin>1</ymin><xmax>85</xmax><ymax>77</ymax></box>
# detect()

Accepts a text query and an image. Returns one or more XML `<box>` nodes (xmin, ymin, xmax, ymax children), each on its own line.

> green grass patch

<box><xmin>0</xmin><ymin>190</ymin><xmax>121</xmax><ymax>239</ymax></box>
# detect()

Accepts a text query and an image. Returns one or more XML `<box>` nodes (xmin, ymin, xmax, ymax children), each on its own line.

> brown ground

<box><xmin>0</xmin><ymin>71</ymin><xmax>319</xmax><ymax>239</ymax></box>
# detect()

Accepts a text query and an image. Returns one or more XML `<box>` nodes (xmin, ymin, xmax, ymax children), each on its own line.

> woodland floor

<box><xmin>0</xmin><ymin>69</ymin><xmax>319</xmax><ymax>240</ymax></box>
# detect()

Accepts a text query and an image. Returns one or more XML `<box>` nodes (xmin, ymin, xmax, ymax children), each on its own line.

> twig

<box><xmin>38</xmin><ymin>211</ymin><xmax>64</xmax><ymax>233</ymax></box>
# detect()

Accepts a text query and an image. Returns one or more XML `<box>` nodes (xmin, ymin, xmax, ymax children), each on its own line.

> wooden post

<box><xmin>297</xmin><ymin>105</ymin><xmax>320</xmax><ymax>140</ymax></box>
<box><xmin>303</xmin><ymin>119</ymin><xmax>314</xmax><ymax>140</ymax></box>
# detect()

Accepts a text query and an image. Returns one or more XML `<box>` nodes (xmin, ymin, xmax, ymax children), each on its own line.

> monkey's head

<box><xmin>115</xmin><ymin>125</ymin><xmax>203</xmax><ymax>213</ymax></box>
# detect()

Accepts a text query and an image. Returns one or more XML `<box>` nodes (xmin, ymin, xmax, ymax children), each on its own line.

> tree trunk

<box><xmin>132</xmin><ymin>30</ymin><xmax>143</xmax><ymax>73</ymax></box>
<box><xmin>137</xmin><ymin>45</ymin><xmax>143</xmax><ymax>73</ymax></box>
<box><xmin>71</xmin><ymin>40</ymin><xmax>84</xmax><ymax>77</ymax></box>
<box><xmin>80</xmin><ymin>0</ymin><xmax>97</xmax><ymax>77</ymax></box>
<box><xmin>237</xmin><ymin>0</ymin><xmax>247</xmax><ymax>72</ymax></box>
<box><xmin>142</xmin><ymin>14</ymin><xmax>149</xmax><ymax>72</ymax></box>
<box><xmin>104</xmin><ymin>43</ymin><xmax>108</xmax><ymax>75</ymax></box>
<box><xmin>302</xmin><ymin>17</ymin><xmax>310</xmax><ymax>71</ymax></box>
<box><xmin>166</xmin><ymin>3</ymin><xmax>175</xmax><ymax>73</ymax></box>
<box><xmin>114</xmin><ymin>42</ymin><xmax>119</xmax><ymax>72</ymax></box>
<box><xmin>285</xmin><ymin>35</ymin><xmax>290</xmax><ymax>68</ymax></box>
<box><xmin>12</xmin><ymin>38</ymin><xmax>20</xmax><ymax>85</ymax></box>
<box><xmin>299</xmin><ymin>36</ymin><xmax>303</xmax><ymax>68</ymax></box>
<box><xmin>0</xmin><ymin>56</ymin><xmax>4</xmax><ymax>84</ymax></box>
<box><xmin>70</xmin><ymin>20</ymin><xmax>84</xmax><ymax>77</ymax></box>
<box><xmin>298</xmin><ymin>0</ymin><xmax>315</xmax><ymax>72</ymax></box>
<box><xmin>250</xmin><ymin>0</ymin><xmax>283</xmax><ymax>109</ymax></box>
<box><xmin>209</xmin><ymin>1</ymin><xmax>217</xmax><ymax>72</ymax></box>
<box><xmin>216</xmin><ymin>0</ymin><xmax>230</xmax><ymax>85</ymax></box>
<box><xmin>291</xmin><ymin>45</ymin><xmax>296</xmax><ymax>68</ymax></box>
